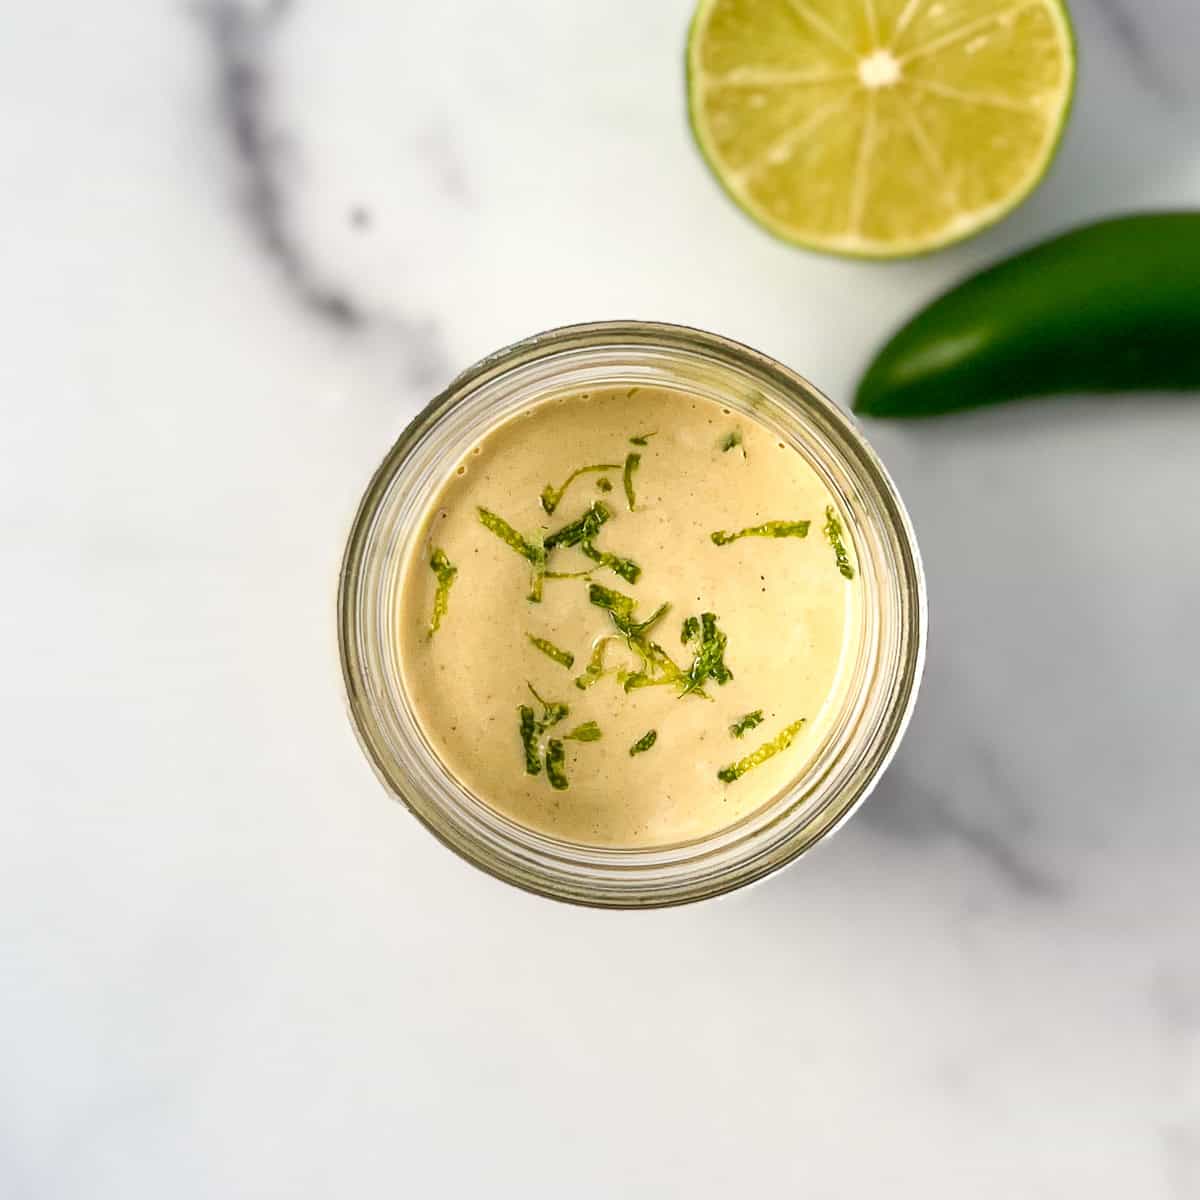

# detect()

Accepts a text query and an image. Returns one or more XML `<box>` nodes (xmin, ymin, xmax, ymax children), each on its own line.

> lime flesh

<box><xmin>688</xmin><ymin>0</ymin><xmax>1076</xmax><ymax>257</ymax></box>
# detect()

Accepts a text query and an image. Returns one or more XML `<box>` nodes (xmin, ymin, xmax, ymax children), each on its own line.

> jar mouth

<box><xmin>339</xmin><ymin>321</ymin><xmax>926</xmax><ymax>907</ymax></box>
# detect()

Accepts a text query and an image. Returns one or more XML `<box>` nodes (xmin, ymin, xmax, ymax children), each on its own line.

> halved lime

<box><xmin>687</xmin><ymin>0</ymin><xmax>1076</xmax><ymax>257</ymax></box>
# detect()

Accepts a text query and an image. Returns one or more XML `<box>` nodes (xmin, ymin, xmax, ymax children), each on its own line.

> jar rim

<box><xmin>338</xmin><ymin>321</ymin><xmax>926</xmax><ymax>907</ymax></box>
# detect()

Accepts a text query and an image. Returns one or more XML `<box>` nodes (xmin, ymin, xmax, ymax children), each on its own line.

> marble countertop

<box><xmin>4</xmin><ymin>2</ymin><xmax>1199</xmax><ymax>1195</ymax></box>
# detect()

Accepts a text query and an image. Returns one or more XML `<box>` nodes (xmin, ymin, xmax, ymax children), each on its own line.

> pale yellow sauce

<box><xmin>398</xmin><ymin>386</ymin><xmax>862</xmax><ymax>848</ymax></box>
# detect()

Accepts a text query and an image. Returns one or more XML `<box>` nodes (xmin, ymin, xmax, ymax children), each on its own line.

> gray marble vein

<box><xmin>864</xmin><ymin>763</ymin><xmax>1063</xmax><ymax>898</ymax></box>
<box><xmin>1092</xmin><ymin>0</ymin><xmax>1200</xmax><ymax>107</ymax></box>
<box><xmin>1093</xmin><ymin>0</ymin><xmax>1167</xmax><ymax>99</ymax></box>
<box><xmin>195</xmin><ymin>0</ymin><xmax>365</xmax><ymax>327</ymax></box>
<box><xmin>193</xmin><ymin>0</ymin><xmax>449</xmax><ymax>385</ymax></box>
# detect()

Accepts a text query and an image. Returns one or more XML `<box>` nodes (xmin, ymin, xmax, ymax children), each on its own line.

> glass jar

<box><xmin>338</xmin><ymin>322</ymin><xmax>925</xmax><ymax>907</ymax></box>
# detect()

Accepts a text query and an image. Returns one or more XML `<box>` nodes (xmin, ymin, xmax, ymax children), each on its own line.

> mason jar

<box><xmin>338</xmin><ymin>321</ymin><xmax>925</xmax><ymax>907</ymax></box>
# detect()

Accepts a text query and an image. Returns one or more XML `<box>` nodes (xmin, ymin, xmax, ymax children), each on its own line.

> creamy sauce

<box><xmin>398</xmin><ymin>386</ymin><xmax>862</xmax><ymax>848</ymax></box>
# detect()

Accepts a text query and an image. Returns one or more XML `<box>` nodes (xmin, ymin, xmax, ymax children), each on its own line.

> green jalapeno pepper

<box><xmin>855</xmin><ymin>213</ymin><xmax>1200</xmax><ymax>418</ymax></box>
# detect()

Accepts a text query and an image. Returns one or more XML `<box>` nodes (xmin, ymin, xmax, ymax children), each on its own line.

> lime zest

<box><xmin>546</xmin><ymin>500</ymin><xmax>641</xmax><ymax>584</ymax></box>
<box><xmin>527</xmin><ymin>634</ymin><xmax>575</xmax><ymax>669</ymax></box>
<box><xmin>545</xmin><ymin>739</ymin><xmax>569</xmax><ymax>790</ymax></box>
<box><xmin>526</xmin><ymin>682</ymin><xmax>568</xmax><ymax>730</ymax></box>
<box><xmin>477</xmin><ymin>506</ymin><xmax>546</xmax><ymax>602</ymax></box>
<box><xmin>679</xmin><ymin>611</ymin><xmax>733</xmax><ymax>698</ymax></box>
<box><xmin>718</xmin><ymin>718</ymin><xmax>807</xmax><ymax>783</ymax></box>
<box><xmin>629</xmin><ymin>730</ymin><xmax>658</xmax><ymax>756</ymax></box>
<box><xmin>588</xmin><ymin>585</ymin><xmax>684</xmax><ymax>695</ymax></box>
<box><xmin>823</xmin><ymin>505</ymin><xmax>856</xmax><ymax>579</ymax></box>
<box><xmin>564</xmin><ymin>721</ymin><xmax>602</xmax><ymax>742</ymax></box>
<box><xmin>622</xmin><ymin>452</ymin><xmax>641</xmax><ymax>512</ymax></box>
<box><xmin>730</xmin><ymin>709</ymin><xmax>765</xmax><ymax>738</ymax></box>
<box><xmin>427</xmin><ymin>548</ymin><xmax>457</xmax><ymax>637</ymax></box>
<box><xmin>477</xmin><ymin>506</ymin><xmax>540</xmax><ymax>562</ymax></box>
<box><xmin>544</xmin><ymin>500</ymin><xmax>610</xmax><ymax>551</ymax></box>
<box><xmin>527</xmin><ymin>527</ymin><xmax>546</xmax><ymax>603</ymax></box>
<box><xmin>580</xmin><ymin>540</ymin><xmax>640</xmax><ymax>585</ymax></box>
<box><xmin>540</xmin><ymin>463</ymin><xmax>623</xmax><ymax>515</ymax></box>
<box><xmin>517</xmin><ymin>706</ymin><xmax>541</xmax><ymax>776</ymax></box>
<box><xmin>710</xmin><ymin>520</ymin><xmax>810</xmax><ymax>545</ymax></box>
<box><xmin>575</xmin><ymin>636</ymin><xmax>618</xmax><ymax>691</ymax></box>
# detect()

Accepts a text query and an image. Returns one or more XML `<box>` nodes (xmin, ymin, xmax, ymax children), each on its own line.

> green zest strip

<box><xmin>590</xmin><ymin>584</ymin><xmax>720</xmax><ymax>697</ymax></box>
<box><xmin>544</xmin><ymin>569</ymin><xmax>594</xmax><ymax>580</ymax></box>
<box><xmin>478</xmin><ymin>507</ymin><xmax>540</xmax><ymax>561</ymax></box>
<box><xmin>527</xmin><ymin>527</ymin><xmax>546</xmax><ymax>602</ymax></box>
<box><xmin>629</xmin><ymin>431</ymin><xmax>655</xmax><ymax>446</ymax></box>
<box><xmin>710</xmin><ymin>520</ymin><xmax>810</xmax><ymax>546</ymax></box>
<box><xmin>720</xmin><ymin>428</ymin><xmax>743</xmax><ymax>454</ymax></box>
<box><xmin>730</xmin><ymin>709</ymin><xmax>764</xmax><ymax>738</ymax></box>
<box><xmin>621</xmin><ymin>644</ymin><xmax>683</xmax><ymax>693</ymax></box>
<box><xmin>427</xmin><ymin>548</ymin><xmax>457</xmax><ymax>637</ymax></box>
<box><xmin>520</xmin><ymin>686</ymin><xmax>597</xmax><ymax>789</ymax></box>
<box><xmin>528</xmin><ymin>634</ymin><xmax>574</xmax><ymax>669</ymax></box>
<box><xmin>718</xmin><ymin>718</ymin><xmax>806</xmax><ymax>783</ymax></box>
<box><xmin>541</xmin><ymin>464</ymin><xmax>622</xmax><ymax>515</ymax></box>
<box><xmin>545</xmin><ymin>739</ymin><xmax>569</xmax><ymax>790</ymax></box>
<box><xmin>545</xmin><ymin>500</ymin><xmax>610</xmax><ymax>550</ymax></box>
<box><xmin>547</xmin><ymin>501</ymin><xmax>641</xmax><ymax>583</ymax></box>
<box><xmin>564</xmin><ymin>721</ymin><xmax>602</xmax><ymax>742</ymax></box>
<box><xmin>588</xmin><ymin>584</ymin><xmax>680</xmax><ymax>693</ymax></box>
<box><xmin>622</xmin><ymin>655</ymin><xmax>682</xmax><ymax>693</ymax></box>
<box><xmin>575</xmin><ymin>636</ymin><xmax>616</xmax><ymax>690</ymax></box>
<box><xmin>680</xmin><ymin>611</ymin><xmax>733</xmax><ymax>698</ymax></box>
<box><xmin>589</xmin><ymin>584</ymin><xmax>668</xmax><ymax>640</ymax></box>
<box><xmin>477</xmin><ymin>507</ymin><xmax>546</xmax><ymax>602</ymax></box>
<box><xmin>680</xmin><ymin>615</ymin><xmax>699</xmax><ymax>644</ymax></box>
<box><xmin>580</xmin><ymin>541</ymin><xmax>640</xmax><ymax>584</ymax></box>
<box><xmin>824</xmin><ymin>505</ymin><xmax>855</xmax><ymax>579</ymax></box>
<box><xmin>629</xmin><ymin>730</ymin><xmax>658</xmax><ymax>756</ymax></box>
<box><xmin>527</xmin><ymin>682</ymin><xmax>568</xmax><ymax>730</ymax></box>
<box><xmin>518</xmin><ymin>706</ymin><xmax>541</xmax><ymax>775</ymax></box>
<box><xmin>622</xmin><ymin>452</ymin><xmax>640</xmax><ymax>511</ymax></box>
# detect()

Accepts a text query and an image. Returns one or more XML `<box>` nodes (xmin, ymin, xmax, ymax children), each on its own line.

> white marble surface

<box><xmin>4</xmin><ymin>1</ymin><xmax>1200</xmax><ymax>1195</ymax></box>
